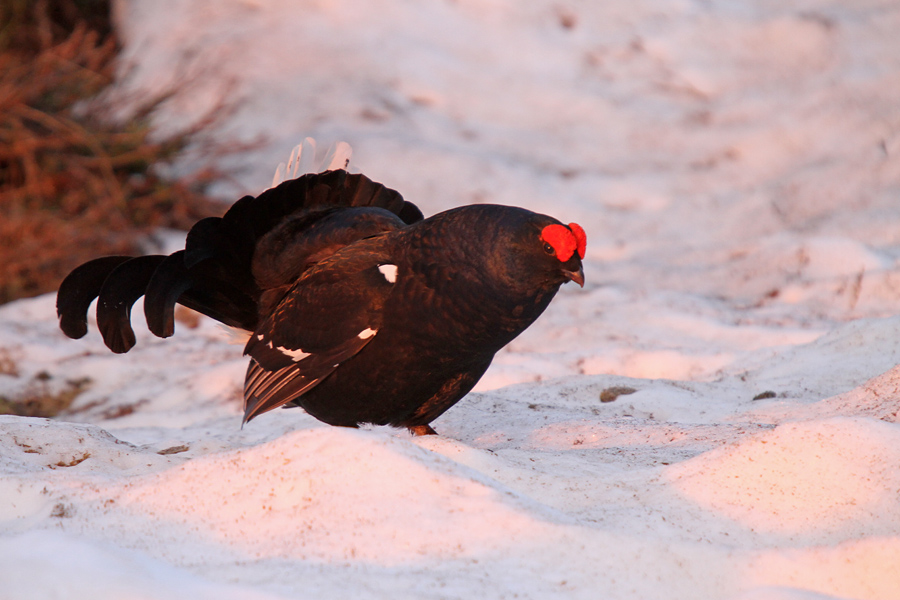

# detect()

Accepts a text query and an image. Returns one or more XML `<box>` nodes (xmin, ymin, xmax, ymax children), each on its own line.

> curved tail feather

<box><xmin>96</xmin><ymin>255</ymin><xmax>167</xmax><ymax>353</ymax></box>
<box><xmin>144</xmin><ymin>250</ymin><xmax>259</xmax><ymax>338</ymax></box>
<box><xmin>57</xmin><ymin>256</ymin><xmax>133</xmax><ymax>339</ymax></box>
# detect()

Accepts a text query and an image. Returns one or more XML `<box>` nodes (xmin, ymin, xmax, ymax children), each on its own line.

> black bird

<box><xmin>57</xmin><ymin>168</ymin><xmax>586</xmax><ymax>435</ymax></box>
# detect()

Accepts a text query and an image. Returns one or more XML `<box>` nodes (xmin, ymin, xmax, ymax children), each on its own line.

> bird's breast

<box><xmin>382</xmin><ymin>262</ymin><xmax>556</xmax><ymax>358</ymax></box>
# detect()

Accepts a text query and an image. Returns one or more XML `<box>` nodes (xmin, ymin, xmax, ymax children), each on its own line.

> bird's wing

<box><xmin>241</xmin><ymin>244</ymin><xmax>398</xmax><ymax>424</ymax></box>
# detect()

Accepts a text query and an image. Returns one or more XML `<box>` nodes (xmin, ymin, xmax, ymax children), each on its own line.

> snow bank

<box><xmin>668</xmin><ymin>417</ymin><xmax>900</xmax><ymax>542</ymax></box>
<box><xmin>0</xmin><ymin>530</ymin><xmax>281</xmax><ymax>600</ymax></box>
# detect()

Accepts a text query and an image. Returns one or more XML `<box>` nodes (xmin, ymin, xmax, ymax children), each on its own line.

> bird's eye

<box><xmin>543</xmin><ymin>242</ymin><xmax>555</xmax><ymax>255</ymax></box>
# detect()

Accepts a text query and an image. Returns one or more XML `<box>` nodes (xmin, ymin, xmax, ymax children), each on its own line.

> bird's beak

<box><xmin>562</xmin><ymin>265</ymin><xmax>584</xmax><ymax>287</ymax></box>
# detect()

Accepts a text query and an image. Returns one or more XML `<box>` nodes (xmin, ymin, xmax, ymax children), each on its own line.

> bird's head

<box><xmin>432</xmin><ymin>205</ymin><xmax>586</xmax><ymax>299</ymax></box>
<box><xmin>471</xmin><ymin>206</ymin><xmax>586</xmax><ymax>297</ymax></box>
<box><xmin>538</xmin><ymin>222</ymin><xmax>586</xmax><ymax>287</ymax></box>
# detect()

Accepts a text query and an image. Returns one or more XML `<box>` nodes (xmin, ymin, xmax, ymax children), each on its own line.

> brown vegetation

<box><xmin>0</xmin><ymin>0</ymin><xmax>229</xmax><ymax>304</ymax></box>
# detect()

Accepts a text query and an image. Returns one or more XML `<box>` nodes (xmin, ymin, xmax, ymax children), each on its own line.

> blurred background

<box><xmin>0</xmin><ymin>0</ymin><xmax>229</xmax><ymax>304</ymax></box>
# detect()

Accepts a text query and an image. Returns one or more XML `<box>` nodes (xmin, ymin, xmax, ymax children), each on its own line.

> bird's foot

<box><xmin>408</xmin><ymin>424</ymin><xmax>438</xmax><ymax>436</ymax></box>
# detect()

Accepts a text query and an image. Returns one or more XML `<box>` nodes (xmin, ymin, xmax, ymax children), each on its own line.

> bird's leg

<box><xmin>408</xmin><ymin>424</ymin><xmax>438</xmax><ymax>436</ymax></box>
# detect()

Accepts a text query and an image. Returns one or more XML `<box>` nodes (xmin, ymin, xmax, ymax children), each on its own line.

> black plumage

<box><xmin>57</xmin><ymin>169</ymin><xmax>586</xmax><ymax>435</ymax></box>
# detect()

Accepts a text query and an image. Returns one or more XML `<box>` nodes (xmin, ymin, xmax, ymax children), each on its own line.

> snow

<box><xmin>2</xmin><ymin>0</ymin><xmax>900</xmax><ymax>598</ymax></box>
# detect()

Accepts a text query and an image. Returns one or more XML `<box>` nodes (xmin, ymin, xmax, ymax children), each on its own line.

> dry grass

<box><xmin>0</xmin><ymin>0</ymin><xmax>231</xmax><ymax>304</ymax></box>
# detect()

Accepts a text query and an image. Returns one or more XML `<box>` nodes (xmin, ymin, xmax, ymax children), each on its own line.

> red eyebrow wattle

<box><xmin>568</xmin><ymin>222</ymin><xmax>586</xmax><ymax>259</ymax></box>
<box><xmin>541</xmin><ymin>224</ymin><xmax>578</xmax><ymax>262</ymax></box>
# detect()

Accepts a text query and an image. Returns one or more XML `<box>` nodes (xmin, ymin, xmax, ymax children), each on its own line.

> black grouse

<box><xmin>57</xmin><ymin>166</ymin><xmax>586</xmax><ymax>435</ymax></box>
